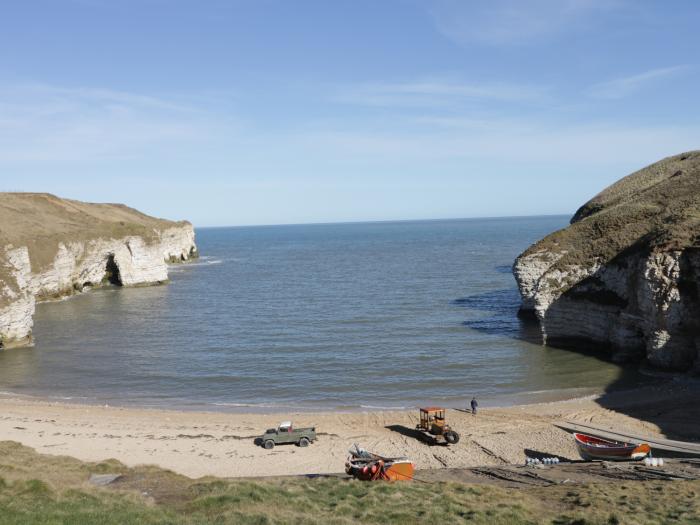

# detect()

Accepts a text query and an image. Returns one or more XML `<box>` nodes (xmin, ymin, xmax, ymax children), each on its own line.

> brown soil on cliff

<box><xmin>522</xmin><ymin>151</ymin><xmax>700</xmax><ymax>282</ymax></box>
<box><xmin>0</xmin><ymin>192</ymin><xmax>190</xmax><ymax>306</ymax></box>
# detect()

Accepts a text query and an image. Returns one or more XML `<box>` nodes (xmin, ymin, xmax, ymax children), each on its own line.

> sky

<box><xmin>0</xmin><ymin>0</ymin><xmax>699</xmax><ymax>226</ymax></box>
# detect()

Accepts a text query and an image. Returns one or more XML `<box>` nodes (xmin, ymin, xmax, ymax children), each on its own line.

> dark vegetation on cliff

<box><xmin>522</xmin><ymin>151</ymin><xmax>700</xmax><ymax>280</ymax></box>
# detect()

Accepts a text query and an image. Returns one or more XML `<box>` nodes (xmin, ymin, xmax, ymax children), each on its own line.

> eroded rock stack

<box><xmin>513</xmin><ymin>151</ymin><xmax>700</xmax><ymax>370</ymax></box>
<box><xmin>0</xmin><ymin>193</ymin><xmax>197</xmax><ymax>348</ymax></box>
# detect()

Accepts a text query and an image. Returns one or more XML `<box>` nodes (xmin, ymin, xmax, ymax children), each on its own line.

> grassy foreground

<box><xmin>0</xmin><ymin>442</ymin><xmax>699</xmax><ymax>524</ymax></box>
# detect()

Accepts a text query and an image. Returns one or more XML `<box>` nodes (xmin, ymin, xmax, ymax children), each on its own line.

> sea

<box><xmin>0</xmin><ymin>216</ymin><xmax>643</xmax><ymax>412</ymax></box>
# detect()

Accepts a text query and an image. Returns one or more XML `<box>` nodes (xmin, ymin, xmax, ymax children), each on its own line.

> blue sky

<box><xmin>1</xmin><ymin>0</ymin><xmax>699</xmax><ymax>226</ymax></box>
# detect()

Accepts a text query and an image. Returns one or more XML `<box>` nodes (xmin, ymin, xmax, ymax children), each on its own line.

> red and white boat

<box><xmin>574</xmin><ymin>432</ymin><xmax>651</xmax><ymax>461</ymax></box>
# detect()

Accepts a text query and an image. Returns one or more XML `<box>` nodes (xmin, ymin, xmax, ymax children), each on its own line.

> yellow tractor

<box><xmin>416</xmin><ymin>407</ymin><xmax>460</xmax><ymax>445</ymax></box>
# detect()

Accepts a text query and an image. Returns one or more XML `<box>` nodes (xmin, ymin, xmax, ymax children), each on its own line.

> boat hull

<box><xmin>574</xmin><ymin>432</ymin><xmax>650</xmax><ymax>461</ymax></box>
<box><xmin>346</xmin><ymin>459</ymin><xmax>415</xmax><ymax>481</ymax></box>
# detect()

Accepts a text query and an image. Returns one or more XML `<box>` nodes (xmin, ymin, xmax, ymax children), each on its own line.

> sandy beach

<box><xmin>2</xmin><ymin>379</ymin><xmax>698</xmax><ymax>479</ymax></box>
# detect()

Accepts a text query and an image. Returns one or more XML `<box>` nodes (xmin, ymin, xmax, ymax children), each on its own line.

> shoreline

<box><xmin>0</xmin><ymin>383</ymin><xmax>615</xmax><ymax>415</ymax></box>
<box><xmin>1</xmin><ymin>378</ymin><xmax>697</xmax><ymax>479</ymax></box>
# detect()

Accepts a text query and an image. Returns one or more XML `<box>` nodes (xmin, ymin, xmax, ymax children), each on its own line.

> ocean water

<box><xmin>0</xmin><ymin>216</ymin><xmax>640</xmax><ymax>411</ymax></box>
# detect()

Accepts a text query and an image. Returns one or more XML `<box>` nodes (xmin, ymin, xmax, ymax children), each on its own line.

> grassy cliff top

<box><xmin>521</xmin><ymin>151</ymin><xmax>700</xmax><ymax>273</ymax></box>
<box><xmin>0</xmin><ymin>193</ymin><xmax>191</xmax><ymax>308</ymax></box>
<box><xmin>0</xmin><ymin>192</ymin><xmax>190</xmax><ymax>271</ymax></box>
<box><xmin>1</xmin><ymin>440</ymin><xmax>699</xmax><ymax>524</ymax></box>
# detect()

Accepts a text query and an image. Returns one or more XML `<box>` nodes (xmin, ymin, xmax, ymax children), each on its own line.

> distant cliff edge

<box><xmin>0</xmin><ymin>193</ymin><xmax>197</xmax><ymax>348</ymax></box>
<box><xmin>513</xmin><ymin>151</ymin><xmax>700</xmax><ymax>371</ymax></box>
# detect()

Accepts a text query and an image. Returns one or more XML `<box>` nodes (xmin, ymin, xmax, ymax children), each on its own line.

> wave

<box><xmin>484</xmin><ymin>387</ymin><xmax>604</xmax><ymax>408</ymax></box>
<box><xmin>169</xmin><ymin>259</ymin><xmax>224</xmax><ymax>270</ymax></box>
<box><xmin>211</xmin><ymin>401</ymin><xmax>301</xmax><ymax>409</ymax></box>
<box><xmin>359</xmin><ymin>404</ymin><xmax>410</xmax><ymax>410</ymax></box>
<box><xmin>0</xmin><ymin>390</ymin><xmax>30</xmax><ymax>397</ymax></box>
<box><xmin>188</xmin><ymin>259</ymin><xmax>223</xmax><ymax>267</ymax></box>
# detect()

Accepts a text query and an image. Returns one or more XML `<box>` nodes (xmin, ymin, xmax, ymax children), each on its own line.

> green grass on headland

<box><xmin>520</xmin><ymin>151</ymin><xmax>700</xmax><ymax>296</ymax></box>
<box><xmin>0</xmin><ymin>441</ymin><xmax>699</xmax><ymax>524</ymax></box>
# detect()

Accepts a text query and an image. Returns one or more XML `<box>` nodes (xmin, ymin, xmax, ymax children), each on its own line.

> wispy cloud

<box><xmin>289</xmin><ymin>116</ymin><xmax>700</xmax><ymax>166</ymax></box>
<box><xmin>587</xmin><ymin>66</ymin><xmax>690</xmax><ymax>99</ymax></box>
<box><xmin>334</xmin><ymin>80</ymin><xmax>548</xmax><ymax>107</ymax></box>
<box><xmin>26</xmin><ymin>84</ymin><xmax>196</xmax><ymax>112</ymax></box>
<box><xmin>0</xmin><ymin>83</ymin><xmax>221</xmax><ymax>163</ymax></box>
<box><xmin>429</xmin><ymin>0</ymin><xmax>627</xmax><ymax>46</ymax></box>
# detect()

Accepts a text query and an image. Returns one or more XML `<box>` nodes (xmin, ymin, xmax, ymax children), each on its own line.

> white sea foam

<box><xmin>212</xmin><ymin>402</ymin><xmax>298</xmax><ymax>409</ymax></box>
<box><xmin>359</xmin><ymin>404</ymin><xmax>409</xmax><ymax>410</ymax></box>
<box><xmin>177</xmin><ymin>259</ymin><xmax>223</xmax><ymax>267</ymax></box>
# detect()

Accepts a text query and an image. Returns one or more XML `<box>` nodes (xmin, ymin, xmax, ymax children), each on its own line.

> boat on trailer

<box><xmin>345</xmin><ymin>444</ymin><xmax>415</xmax><ymax>481</ymax></box>
<box><xmin>574</xmin><ymin>432</ymin><xmax>651</xmax><ymax>461</ymax></box>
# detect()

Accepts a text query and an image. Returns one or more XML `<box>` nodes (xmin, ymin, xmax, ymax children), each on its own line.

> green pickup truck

<box><xmin>259</xmin><ymin>421</ymin><xmax>317</xmax><ymax>449</ymax></box>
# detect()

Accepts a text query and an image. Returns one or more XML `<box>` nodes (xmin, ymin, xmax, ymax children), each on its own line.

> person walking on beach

<box><xmin>470</xmin><ymin>397</ymin><xmax>478</xmax><ymax>416</ymax></box>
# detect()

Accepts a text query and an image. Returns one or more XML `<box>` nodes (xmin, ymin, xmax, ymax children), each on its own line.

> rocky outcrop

<box><xmin>514</xmin><ymin>151</ymin><xmax>700</xmax><ymax>370</ymax></box>
<box><xmin>0</xmin><ymin>193</ymin><xmax>197</xmax><ymax>348</ymax></box>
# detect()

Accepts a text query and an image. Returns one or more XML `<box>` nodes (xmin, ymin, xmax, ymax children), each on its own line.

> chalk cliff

<box><xmin>0</xmin><ymin>193</ymin><xmax>197</xmax><ymax>348</ymax></box>
<box><xmin>514</xmin><ymin>151</ymin><xmax>700</xmax><ymax>370</ymax></box>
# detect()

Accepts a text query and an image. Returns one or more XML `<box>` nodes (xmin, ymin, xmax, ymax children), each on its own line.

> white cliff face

<box><xmin>160</xmin><ymin>225</ymin><xmax>198</xmax><ymax>263</ymax></box>
<box><xmin>513</xmin><ymin>151</ymin><xmax>700</xmax><ymax>371</ymax></box>
<box><xmin>514</xmin><ymin>246</ymin><xmax>700</xmax><ymax>370</ymax></box>
<box><xmin>0</xmin><ymin>247</ymin><xmax>35</xmax><ymax>347</ymax></box>
<box><xmin>0</xmin><ymin>223</ymin><xmax>197</xmax><ymax>348</ymax></box>
<box><xmin>512</xmin><ymin>250</ymin><xmax>564</xmax><ymax>313</ymax></box>
<box><xmin>637</xmin><ymin>251</ymin><xmax>697</xmax><ymax>369</ymax></box>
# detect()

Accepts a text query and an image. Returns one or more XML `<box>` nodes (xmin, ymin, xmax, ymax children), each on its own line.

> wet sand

<box><xmin>1</xmin><ymin>379</ymin><xmax>698</xmax><ymax>479</ymax></box>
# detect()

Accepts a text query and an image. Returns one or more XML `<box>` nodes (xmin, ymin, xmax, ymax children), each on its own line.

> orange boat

<box><xmin>345</xmin><ymin>444</ymin><xmax>414</xmax><ymax>481</ymax></box>
<box><xmin>574</xmin><ymin>432</ymin><xmax>651</xmax><ymax>461</ymax></box>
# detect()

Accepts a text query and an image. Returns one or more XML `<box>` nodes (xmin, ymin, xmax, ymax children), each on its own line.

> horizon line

<box><xmin>193</xmin><ymin>213</ymin><xmax>571</xmax><ymax>229</ymax></box>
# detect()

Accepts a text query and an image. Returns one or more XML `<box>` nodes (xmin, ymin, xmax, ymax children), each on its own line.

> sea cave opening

<box><xmin>104</xmin><ymin>254</ymin><xmax>123</xmax><ymax>286</ymax></box>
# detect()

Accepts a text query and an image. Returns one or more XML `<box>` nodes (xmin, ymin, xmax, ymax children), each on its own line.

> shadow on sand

<box><xmin>523</xmin><ymin>448</ymin><xmax>566</xmax><ymax>462</ymax></box>
<box><xmin>384</xmin><ymin>425</ymin><xmax>444</xmax><ymax>446</ymax></box>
